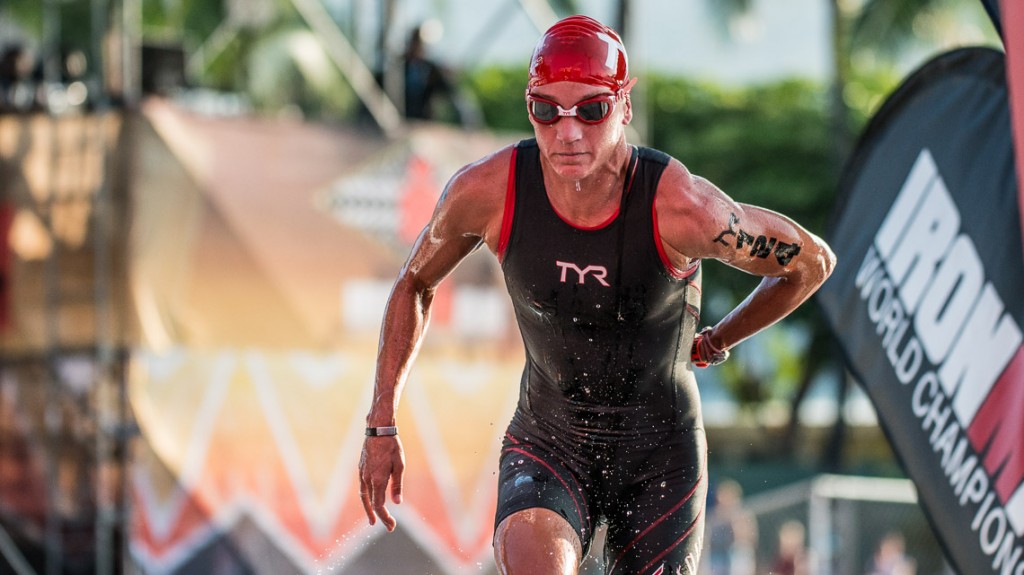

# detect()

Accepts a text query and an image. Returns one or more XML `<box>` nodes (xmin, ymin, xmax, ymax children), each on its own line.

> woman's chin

<box><xmin>550</xmin><ymin>162</ymin><xmax>591</xmax><ymax>181</ymax></box>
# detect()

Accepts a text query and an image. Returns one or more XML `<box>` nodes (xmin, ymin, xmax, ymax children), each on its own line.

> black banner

<box><xmin>818</xmin><ymin>47</ymin><xmax>1024</xmax><ymax>575</ymax></box>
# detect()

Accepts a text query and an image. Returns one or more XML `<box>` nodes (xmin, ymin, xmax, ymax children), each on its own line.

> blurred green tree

<box><xmin>676</xmin><ymin>0</ymin><xmax>997</xmax><ymax>468</ymax></box>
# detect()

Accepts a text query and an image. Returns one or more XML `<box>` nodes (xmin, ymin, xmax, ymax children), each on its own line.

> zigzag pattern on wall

<box><xmin>128</xmin><ymin>347</ymin><xmax>521</xmax><ymax>574</ymax></box>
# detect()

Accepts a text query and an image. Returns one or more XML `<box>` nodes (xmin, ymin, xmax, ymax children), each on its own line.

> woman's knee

<box><xmin>493</xmin><ymin>508</ymin><xmax>582</xmax><ymax>575</ymax></box>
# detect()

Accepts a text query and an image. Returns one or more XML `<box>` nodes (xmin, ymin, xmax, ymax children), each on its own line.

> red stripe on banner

<box><xmin>967</xmin><ymin>345</ymin><xmax>1024</xmax><ymax>502</ymax></box>
<box><xmin>1003</xmin><ymin>0</ymin><xmax>1024</xmax><ymax>259</ymax></box>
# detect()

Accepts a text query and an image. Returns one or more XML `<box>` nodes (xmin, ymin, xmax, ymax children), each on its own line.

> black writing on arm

<box><xmin>711</xmin><ymin>212</ymin><xmax>801</xmax><ymax>266</ymax></box>
<box><xmin>772</xmin><ymin>242</ymin><xmax>801</xmax><ymax>265</ymax></box>
<box><xmin>713</xmin><ymin>213</ymin><xmax>739</xmax><ymax>246</ymax></box>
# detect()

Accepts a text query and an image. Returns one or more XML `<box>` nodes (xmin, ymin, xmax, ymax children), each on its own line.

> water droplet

<box><xmin>660</xmin><ymin>481</ymin><xmax>667</xmax><ymax>488</ymax></box>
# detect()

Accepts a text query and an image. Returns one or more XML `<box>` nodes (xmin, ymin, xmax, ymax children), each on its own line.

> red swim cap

<box><xmin>528</xmin><ymin>15</ymin><xmax>630</xmax><ymax>92</ymax></box>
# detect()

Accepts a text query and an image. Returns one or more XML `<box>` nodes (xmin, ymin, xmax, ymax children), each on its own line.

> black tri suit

<box><xmin>494</xmin><ymin>139</ymin><xmax>707</xmax><ymax>575</ymax></box>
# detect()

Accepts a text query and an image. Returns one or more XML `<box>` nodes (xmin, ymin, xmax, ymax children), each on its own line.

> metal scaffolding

<box><xmin>0</xmin><ymin>0</ymin><xmax>138</xmax><ymax>573</ymax></box>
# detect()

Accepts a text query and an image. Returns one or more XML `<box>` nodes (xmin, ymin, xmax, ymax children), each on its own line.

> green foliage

<box><xmin>142</xmin><ymin>0</ymin><xmax>227</xmax><ymax>45</ymax></box>
<box><xmin>245</xmin><ymin>28</ymin><xmax>358</xmax><ymax>119</ymax></box>
<box><xmin>3</xmin><ymin>0</ymin><xmax>95</xmax><ymax>54</ymax></box>
<box><xmin>642</xmin><ymin>76</ymin><xmax>846</xmax><ymax>405</ymax></box>
<box><xmin>647</xmin><ymin>76</ymin><xmax>834</xmax><ymax>232</ymax></box>
<box><xmin>3</xmin><ymin>0</ymin><xmax>43</xmax><ymax>38</ymax></box>
<box><xmin>642</xmin><ymin>79</ymin><xmax>808</xmax><ymax>341</ymax></box>
<box><xmin>844</xmin><ymin>69</ymin><xmax>901</xmax><ymax>123</ymax></box>
<box><xmin>851</xmin><ymin>0</ymin><xmax>983</xmax><ymax>58</ymax></box>
<box><xmin>461</xmin><ymin>66</ymin><xmax>533</xmax><ymax>134</ymax></box>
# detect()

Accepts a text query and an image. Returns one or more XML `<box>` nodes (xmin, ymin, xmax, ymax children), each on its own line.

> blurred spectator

<box><xmin>0</xmin><ymin>44</ymin><xmax>40</xmax><ymax>113</ymax></box>
<box><xmin>402</xmin><ymin>24</ymin><xmax>448</xmax><ymax>120</ymax></box>
<box><xmin>401</xmin><ymin>23</ymin><xmax>472</xmax><ymax>125</ymax></box>
<box><xmin>866</xmin><ymin>531</ymin><xmax>917</xmax><ymax>575</ymax></box>
<box><xmin>703</xmin><ymin>479</ymin><xmax>757</xmax><ymax>575</ymax></box>
<box><xmin>770</xmin><ymin>520</ymin><xmax>809</xmax><ymax>575</ymax></box>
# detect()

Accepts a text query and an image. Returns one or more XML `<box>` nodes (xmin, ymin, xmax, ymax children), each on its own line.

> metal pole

<box><xmin>121</xmin><ymin>0</ymin><xmax>141</xmax><ymax>106</ymax></box>
<box><xmin>381</xmin><ymin>0</ymin><xmax>403</xmax><ymax>117</ymax></box>
<box><xmin>41</xmin><ymin>1</ymin><xmax>65</xmax><ymax>570</ymax></box>
<box><xmin>515</xmin><ymin>0</ymin><xmax>559</xmax><ymax>32</ymax></box>
<box><xmin>92</xmin><ymin>124</ymin><xmax>116</xmax><ymax>575</ymax></box>
<box><xmin>615</xmin><ymin>0</ymin><xmax>629</xmax><ymax>36</ymax></box>
<box><xmin>618</xmin><ymin>0</ymin><xmax>648</xmax><ymax>145</ymax></box>
<box><xmin>43</xmin><ymin>0</ymin><xmax>62</xmax><ymax>89</ymax></box>
<box><xmin>0</xmin><ymin>522</ymin><xmax>37</xmax><ymax>575</ymax></box>
<box><xmin>115</xmin><ymin>4</ymin><xmax>138</xmax><ymax>569</ymax></box>
<box><xmin>809</xmin><ymin>479</ymin><xmax>833</xmax><ymax>575</ymax></box>
<box><xmin>378</xmin><ymin>0</ymin><xmax>394</xmax><ymax>76</ymax></box>
<box><xmin>90</xmin><ymin>0</ymin><xmax>119</xmax><ymax>571</ymax></box>
<box><xmin>288</xmin><ymin>0</ymin><xmax>403</xmax><ymax>137</ymax></box>
<box><xmin>828</xmin><ymin>0</ymin><xmax>852</xmax><ymax>175</ymax></box>
<box><xmin>91</xmin><ymin>0</ymin><xmax>111</xmax><ymax>111</ymax></box>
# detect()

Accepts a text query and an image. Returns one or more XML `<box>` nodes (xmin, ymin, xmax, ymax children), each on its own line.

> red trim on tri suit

<box><xmin>504</xmin><ymin>446</ymin><xmax>587</xmax><ymax>539</ymax></box>
<box><xmin>652</xmin><ymin>201</ymin><xmax>700</xmax><ymax>280</ymax></box>
<box><xmin>547</xmin><ymin>147</ymin><xmax>640</xmax><ymax>231</ymax></box>
<box><xmin>607</xmin><ymin>450</ymin><xmax>708</xmax><ymax>575</ymax></box>
<box><xmin>497</xmin><ymin>147</ymin><xmax>519</xmax><ymax>262</ymax></box>
<box><xmin>637</xmin><ymin>506</ymin><xmax>705</xmax><ymax>575</ymax></box>
<box><xmin>550</xmin><ymin>203</ymin><xmax>620</xmax><ymax>231</ymax></box>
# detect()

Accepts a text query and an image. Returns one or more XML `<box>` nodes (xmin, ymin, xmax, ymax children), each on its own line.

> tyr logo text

<box><xmin>556</xmin><ymin>261</ymin><xmax>610</xmax><ymax>286</ymax></box>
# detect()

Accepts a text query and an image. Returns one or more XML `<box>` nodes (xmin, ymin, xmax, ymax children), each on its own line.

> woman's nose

<box><xmin>555</xmin><ymin>117</ymin><xmax>583</xmax><ymax>143</ymax></box>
